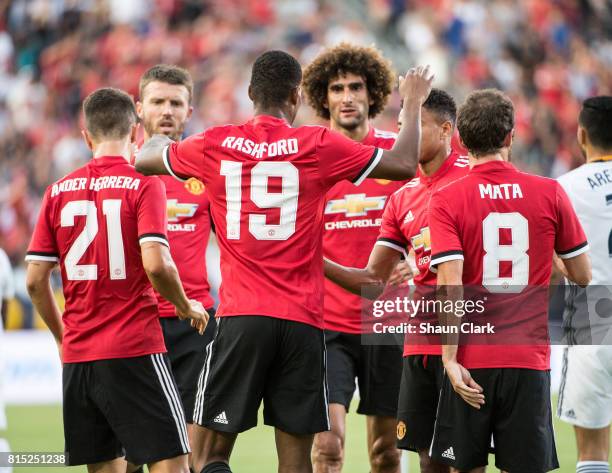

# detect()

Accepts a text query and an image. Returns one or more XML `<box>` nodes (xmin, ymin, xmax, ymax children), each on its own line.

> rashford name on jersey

<box><xmin>162</xmin><ymin>115</ymin><xmax>384</xmax><ymax>329</ymax></box>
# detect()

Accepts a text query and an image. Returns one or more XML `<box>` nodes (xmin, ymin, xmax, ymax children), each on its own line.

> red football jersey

<box><xmin>155</xmin><ymin>175</ymin><xmax>215</xmax><ymax>317</ymax></box>
<box><xmin>429</xmin><ymin>160</ymin><xmax>588</xmax><ymax>369</ymax></box>
<box><xmin>26</xmin><ymin>156</ymin><xmax>169</xmax><ymax>363</ymax></box>
<box><xmin>323</xmin><ymin>127</ymin><xmax>404</xmax><ymax>333</ymax></box>
<box><xmin>163</xmin><ymin>114</ymin><xmax>383</xmax><ymax>328</ymax></box>
<box><xmin>377</xmin><ymin>151</ymin><xmax>470</xmax><ymax>355</ymax></box>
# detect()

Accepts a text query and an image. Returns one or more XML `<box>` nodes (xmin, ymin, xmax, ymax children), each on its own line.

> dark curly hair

<box><xmin>302</xmin><ymin>43</ymin><xmax>394</xmax><ymax>120</ymax></box>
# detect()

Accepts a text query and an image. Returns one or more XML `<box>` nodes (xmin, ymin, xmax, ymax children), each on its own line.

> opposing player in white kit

<box><xmin>0</xmin><ymin>248</ymin><xmax>14</xmax><ymax>473</ymax></box>
<box><xmin>557</xmin><ymin>96</ymin><xmax>612</xmax><ymax>473</ymax></box>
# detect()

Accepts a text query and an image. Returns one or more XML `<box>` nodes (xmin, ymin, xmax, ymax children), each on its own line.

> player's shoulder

<box><xmin>556</xmin><ymin>163</ymin><xmax>591</xmax><ymax>188</ymax></box>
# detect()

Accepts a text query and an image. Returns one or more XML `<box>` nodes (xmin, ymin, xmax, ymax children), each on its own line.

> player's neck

<box><xmin>419</xmin><ymin>146</ymin><xmax>451</xmax><ymax>176</ymax></box>
<box><xmin>253</xmin><ymin>107</ymin><xmax>293</xmax><ymax>124</ymax></box>
<box><xmin>469</xmin><ymin>152</ymin><xmax>505</xmax><ymax>168</ymax></box>
<box><xmin>91</xmin><ymin>141</ymin><xmax>131</xmax><ymax>162</ymax></box>
<box><xmin>330</xmin><ymin>120</ymin><xmax>369</xmax><ymax>142</ymax></box>
<box><xmin>586</xmin><ymin>148</ymin><xmax>612</xmax><ymax>163</ymax></box>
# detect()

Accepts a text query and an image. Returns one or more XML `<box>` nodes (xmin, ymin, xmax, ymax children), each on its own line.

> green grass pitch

<box><xmin>5</xmin><ymin>400</ymin><xmax>583</xmax><ymax>472</ymax></box>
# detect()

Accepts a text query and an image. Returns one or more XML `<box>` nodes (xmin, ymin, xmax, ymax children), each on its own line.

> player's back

<box><xmin>432</xmin><ymin>161</ymin><xmax>585</xmax><ymax>287</ymax></box>
<box><xmin>164</xmin><ymin>115</ymin><xmax>381</xmax><ymax>328</ymax></box>
<box><xmin>429</xmin><ymin>160</ymin><xmax>588</xmax><ymax>369</ymax></box>
<box><xmin>27</xmin><ymin>156</ymin><xmax>167</xmax><ymax>363</ymax></box>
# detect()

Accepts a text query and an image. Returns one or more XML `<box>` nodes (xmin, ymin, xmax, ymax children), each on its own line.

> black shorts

<box><xmin>430</xmin><ymin>368</ymin><xmax>559</xmax><ymax>473</ymax></box>
<box><xmin>63</xmin><ymin>354</ymin><xmax>190</xmax><ymax>466</ymax></box>
<box><xmin>325</xmin><ymin>330</ymin><xmax>402</xmax><ymax>417</ymax></box>
<box><xmin>193</xmin><ymin>315</ymin><xmax>329</xmax><ymax>435</ymax></box>
<box><xmin>396</xmin><ymin>355</ymin><xmax>444</xmax><ymax>452</ymax></box>
<box><xmin>160</xmin><ymin>307</ymin><xmax>216</xmax><ymax>423</ymax></box>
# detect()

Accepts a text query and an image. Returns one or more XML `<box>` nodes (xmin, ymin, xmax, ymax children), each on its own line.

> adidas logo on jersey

<box><xmin>403</xmin><ymin>210</ymin><xmax>414</xmax><ymax>223</ymax></box>
<box><xmin>565</xmin><ymin>409</ymin><xmax>576</xmax><ymax>419</ymax></box>
<box><xmin>441</xmin><ymin>447</ymin><xmax>455</xmax><ymax>460</ymax></box>
<box><xmin>214</xmin><ymin>411</ymin><xmax>229</xmax><ymax>424</ymax></box>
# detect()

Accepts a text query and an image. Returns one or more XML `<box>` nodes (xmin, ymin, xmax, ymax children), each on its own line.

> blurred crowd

<box><xmin>0</xmin><ymin>0</ymin><xmax>610</xmax><ymax>316</ymax></box>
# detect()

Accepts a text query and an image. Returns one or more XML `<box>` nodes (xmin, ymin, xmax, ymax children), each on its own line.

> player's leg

<box><xmin>276</xmin><ymin>428</ymin><xmax>315</xmax><ymax>473</ymax></box>
<box><xmin>358</xmin><ymin>343</ymin><xmax>402</xmax><ymax>473</ymax></box>
<box><xmin>191</xmin><ymin>425</ymin><xmax>237</xmax><ymax>472</ymax></box>
<box><xmin>365</xmin><ymin>416</ymin><xmax>400</xmax><ymax>473</ymax></box>
<box><xmin>397</xmin><ymin>356</ymin><xmax>448</xmax><ymax>473</ymax></box>
<box><xmin>87</xmin><ymin>458</ymin><xmax>128</xmax><ymax>473</ymax></box>
<box><xmin>312</xmin><ymin>404</ymin><xmax>346</xmax><ymax>472</ymax></box>
<box><xmin>264</xmin><ymin>319</ymin><xmax>329</xmax><ymax>473</ymax></box>
<box><xmin>312</xmin><ymin>331</ymin><xmax>357</xmax><ymax>472</ymax></box>
<box><xmin>91</xmin><ymin>355</ymin><xmax>191</xmax><ymax>471</ymax></box>
<box><xmin>160</xmin><ymin>309</ymin><xmax>217</xmax><ymax>458</ymax></box>
<box><xmin>191</xmin><ymin>316</ymin><xmax>278</xmax><ymax>472</ymax></box>
<box><xmin>575</xmin><ymin>426</ymin><xmax>610</xmax><ymax>472</ymax></box>
<box><xmin>493</xmin><ymin>369</ymin><xmax>558</xmax><ymax>473</ymax></box>
<box><xmin>558</xmin><ymin>346</ymin><xmax>612</xmax><ymax>473</ymax></box>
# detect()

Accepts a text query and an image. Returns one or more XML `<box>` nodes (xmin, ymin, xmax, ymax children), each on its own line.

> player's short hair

<box><xmin>579</xmin><ymin>96</ymin><xmax>612</xmax><ymax>150</ymax></box>
<box><xmin>302</xmin><ymin>43</ymin><xmax>394</xmax><ymax>120</ymax></box>
<box><xmin>423</xmin><ymin>88</ymin><xmax>457</xmax><ymax>125</ymax></box>
<box><xmin>249</xmin><ymin>50</ymin><xmax>302</xmax><ymax>109</ymax></box>
<box><xmin>139</xmin><ymin>64</ymin><xmax>193</xmax><ymax>103</ymax></box>
<box><xmin>83</xmin><ymin>87</ymin><xmax>138</xmax><ymax>141</ymax></box>
<box><xmin>457</xmin><ymin>89</ymin><xmax>514</xmax><ymax>156</ymax></box>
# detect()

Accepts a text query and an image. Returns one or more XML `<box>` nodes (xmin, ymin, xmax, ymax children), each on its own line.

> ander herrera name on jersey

<box><xmin>51</xmin><ymin>176</ymin><xmax>140</xmax><ymax>197</ymax></box>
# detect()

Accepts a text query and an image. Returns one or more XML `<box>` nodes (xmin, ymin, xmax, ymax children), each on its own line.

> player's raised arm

<box><xmin>135</xmin><ymin>134</ymin><xmax>173</xmax><ymax>175</ymax></box>
<box><xmin>367</xmin><ymin>66</ymin><xmax>434</xmax><ymax>180</ymax></box>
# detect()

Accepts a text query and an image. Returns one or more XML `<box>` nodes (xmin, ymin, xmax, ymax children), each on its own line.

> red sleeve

<box><xmin>163</xmin><ymin>133</ymin><xmax>207</xmax><ymax>183</ymax></box>
<box><xmin>428</xmin><ymin>190</ymin><xmax>464</xmax><ymax>269</ymax></box>
<box><xmin>375</xmin><ymin>194</ymin><xmax>408</xmax><ymax>254</ymax></box>
<box><xmin>137</xmin><ymin>177</ymin><xmax>169</xmax><ymax>247</ymax></box>
<box><xmin>26</xmin><ymin>188</ymin><xmax>59</xmax><ymax>263</ymax></box>
<box><xmin>317</xmin><ymin>127</ymin><xmax>383</xmax><ymax>189</ymax></box>
<box><xmin>554</xmin><ymin>182</ymin><xmax>589</xmax><ymax>259</ymax></box>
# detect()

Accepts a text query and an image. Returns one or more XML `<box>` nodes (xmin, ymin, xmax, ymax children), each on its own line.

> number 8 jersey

<box><xmin>162</xmin><ymin>114</ymin><xmax>383</xmax><ymax>328</ymax></box>
<box><xmin>26</xmin><ymin>155</ymin><xmax>169</xmax><ymax>363</ymax></box>
<box><xmin>428</xmin><ymin>160</ymin><xmax>588</xmax><ymax>369</ymax></box>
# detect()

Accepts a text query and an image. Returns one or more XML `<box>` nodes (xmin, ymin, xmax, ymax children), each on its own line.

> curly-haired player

<box><xmin>303</xmin><ymin>43</ymin><xmax>405</xmax><ymax>473</ymax></box>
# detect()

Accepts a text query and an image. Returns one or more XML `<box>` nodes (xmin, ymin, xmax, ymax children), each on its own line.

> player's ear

<box><xmin>290</xmin><ymin>86</ymin><xmax>301</xmax><ymax>106</ymax></box>
<box><xmin>441</xmin><ymin>120</ymin><xmax>453</xmax><ymax>139</ymax></box>
<box><xmin>248</xmin><ymin>85</ymin><xmax>254</xmax><ymax>102</ymax></box>
<box><xmin>577</xmin><ymin>125</ymin><xmax>587</xmax><ymax>149</ymax></box>
<box><xmin>502</xmin><ymin>130</ymin><xmax>513</xmax><ymax>148</ymax></box>
<box><xmin>130</xmin><ymin>123</ymin><xmax>139</xmax><ymax>144</ymax></box>
<box><xmin>81</xmin><ymin>129</ymin><xmax>94</xmax><ymax>151</ymax></box>
<box><xmin>187</xmin><ymin>105</ymin><xmax>194</xmax><ymax>120</ymax></box>
<box><xmin>136</xmin><ymin>101</ymin><xmax>144</xmax><ymax>120</ymax></box>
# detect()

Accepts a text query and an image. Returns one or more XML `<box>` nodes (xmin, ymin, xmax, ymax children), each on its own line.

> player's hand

<box><xmin>177</xmin><ymin>299</ymin><xmax>209</xmax><ymax>335</ymax></box>
<box><xmin>388</xmin><ymin>260</ymin><xmax>413</xmax><ymax>286</ymax></box>
<box><xmin>444</xmin><ymin>360</ymin><xmax>485</xmax><ymax>409</ymax></box>
<box><xmin>55</xmin><ymin>339</ymin><xmax>63</xmax><ymax>365</ymax></box>
<box><xmin>399</xmin><ymin>65</ymin><xmax>434</xmax><ymax>106</ymax></box>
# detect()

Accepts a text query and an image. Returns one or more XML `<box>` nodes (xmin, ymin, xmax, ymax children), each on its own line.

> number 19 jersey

<box><xmin>26</xmin><ymin>156</ymin><xmax>169</xmax><ymax>363</ymax></box>
<box><xmin>162</xmin><ymin>114</ymin><xmax>383</xmax><ymax>328</ymax></box>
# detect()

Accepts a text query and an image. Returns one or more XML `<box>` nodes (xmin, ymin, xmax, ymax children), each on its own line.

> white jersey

<box><xmin>0</xmin><ymin>248</ymin><xmax>13</xmax><ymax>432</ymax></box>
<box><xmin>558</xmin><ymin>160</ymin><xmax>612</xmax><ymax>344</ymax></box>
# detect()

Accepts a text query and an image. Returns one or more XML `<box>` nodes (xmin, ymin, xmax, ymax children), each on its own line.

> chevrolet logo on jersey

<box><xmin>325</xmin><ymin>194</ymin><xmax>387</xmax><ymax>217</ymax></box>
<box><xmin>167</xmin><ymin>200</ymin><xmax>198</xmax><ymax>222</ymax></box>
<box><xmin>410</xmin><ymin>227</ymin><xmax>431</xmax><ymax>252</ymax></box>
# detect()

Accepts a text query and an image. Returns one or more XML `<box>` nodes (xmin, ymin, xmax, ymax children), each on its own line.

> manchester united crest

<box><xmin>396</xmin><ymin>421</ymin><xmax>406</xmax><ymax>440</ymax></box>
<box><xmin>185</xmin><ymin>177</ymin><xmax>205</xmax><ymax>195</ymax></box>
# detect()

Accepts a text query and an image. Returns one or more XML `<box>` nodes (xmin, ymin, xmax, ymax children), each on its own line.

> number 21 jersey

<box><xmin>26</xmin><ymin>156</ymin><xmax>168</xmax><ymax>363</ymax></box>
